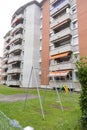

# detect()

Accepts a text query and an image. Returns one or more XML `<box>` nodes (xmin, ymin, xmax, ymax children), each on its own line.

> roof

<box><xmin>11</xmin><ymin>0</ymin><xmax>41</xmax><ymax>22</ymax></box>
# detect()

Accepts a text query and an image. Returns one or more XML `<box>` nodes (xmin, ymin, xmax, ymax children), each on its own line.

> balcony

<box><xmin>8</xmin><ymin>56</ymin><xmax>22</xmax><ymax>63</ymax></box>
<box><xmin>9</xmin><ymin>44</ymin><xmax>22</xmax><ymax>54</ymax></box>
<box><xmin>50</xmin><ymin>13</ymin><xmax>71</xmax><ymax>28</ymax></box>
<box><xmin>5</xmin><ymin>35</ymin><xmax>11</xmax><ymax>43</ymax></box>
<box><xmin>3</xmin><ymin>57</ymin><xmax>8</xmax><ymax>62</ymax></box>
<box><xmin>7</xmin><ymin>68</ymin><xmax>21</xmax><ymax>74</ymax></box>
<box><xmin>2</xmin><ymin>72</ymin><xmax>7</xmax><ymax>76</ymax></box>
<box><xmin>11</xmin><ymin>23</ymin><xmax>24</xmax><ymax>34</ymax></box>
<box><xmin>50</xmin><ymin>28</ymin><xmax>72</xmax><ymax>42</ymax></box>
<box><xmin>49</xmin><ymin>81</ymin><xmax>74</xmax><ymax>89</ymax></box>
<box><xmin>50</xmin><ymin>44</ymin><xmax>73</xmax><ymax>56</ymax></box>
<box><xmin>11</xmin><ymin>14</ymin><xmax>24</xmax><ymax>26</ymax></box>
<box><xmin>10</xmin><ymin>34</ymin><xmax>23</xmax><ymax>44</ymax></box>
<box><xmin>50</xmin><ymin>0</ymin><xmax>70</xmax><ymax>16</ymax></box>
<box><xmin>7</xmin><ymin>80</ymin><xmax>20</xmax><ymax>86</ymax></box>
<box><xmin>50</xmin><ymin>61</ymin><xmax>73</xmax><ymax>71</ymax></box>
<box><xmin>2</xmin><ymin>64</ymin><xmax>8</xmax><ymax>69</ymax></box>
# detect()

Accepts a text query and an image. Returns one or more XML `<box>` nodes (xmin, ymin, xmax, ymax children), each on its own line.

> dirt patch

<box><xmin>0</xmin><ymin>94</ymin><xmax>38</xmax><ymax>102</ymax></box>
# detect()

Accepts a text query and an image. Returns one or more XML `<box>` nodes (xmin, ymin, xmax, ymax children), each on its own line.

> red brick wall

<box><xmin>77</xmin><ymin>0</ymin><xmax>87</xmax><ymax>57</ymax></box>
<box><xmin>41</xmin><ymin>0</ymin><xmax>50</xmax><ymax>85</ymax></box>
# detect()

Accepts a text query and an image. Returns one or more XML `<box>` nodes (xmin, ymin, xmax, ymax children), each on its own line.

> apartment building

<box><xmin>49</xmin><ymin>0</ymin><xmax>79</xmax><ymax>90</ymax></box>
<box><xmin>2</xmin><ymin>0</ymin><xmax>86</xmax><ymax>90</ymax></box>
<box><xmin>2</xmin><ymin>1</ymin><xmax>41</xmax><ymax>87</ymax></box>
<box><xmin>0</xmin><ymin>57</ymin><xmax>2</xmax><ymax>82</ymax></box>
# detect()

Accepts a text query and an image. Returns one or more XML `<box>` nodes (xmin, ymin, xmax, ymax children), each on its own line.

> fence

<box><xmin>0</xmin><ymin>111</ymin><xmax>23</xmax><ymax>130</ymax></box>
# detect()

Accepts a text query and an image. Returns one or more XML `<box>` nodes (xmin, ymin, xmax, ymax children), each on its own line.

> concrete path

<box><xmin>0</xmin><ymin>94</ymin><xmax>38</xmax><ymax>102</ymax></box>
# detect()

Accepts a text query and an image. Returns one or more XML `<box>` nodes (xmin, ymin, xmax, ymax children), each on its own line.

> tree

<box><xmin>76</xmin><ymin>56</ymin><xmax>87</xmax><ymax>130</ymax></box>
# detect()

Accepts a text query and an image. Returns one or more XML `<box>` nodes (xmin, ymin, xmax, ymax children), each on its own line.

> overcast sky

<box><xmin>0</xmin><ymin>0</ymin><xmax>41</xmax><ymax>57</ymax></box>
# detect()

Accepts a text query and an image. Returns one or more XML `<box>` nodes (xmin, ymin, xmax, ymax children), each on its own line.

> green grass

<box><xmin>0</xmin><ymin>85</ymin><xmax>81</xmax><ymax>130</ymax></box>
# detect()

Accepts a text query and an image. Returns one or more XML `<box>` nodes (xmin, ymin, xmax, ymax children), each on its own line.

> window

<box><xmin>72</xmin><ymin>5</ymin><xmax>77</xmax><ymax>14</ymax></box>
<box><xmin>72</xmin><ymin>19</ymin><xmax>78</xmax><ymax>29</ymax></box>
<box><xmin>73</xmin><ymin>35</ymin><xmax>78</xmax><ymax>45</ymax></box>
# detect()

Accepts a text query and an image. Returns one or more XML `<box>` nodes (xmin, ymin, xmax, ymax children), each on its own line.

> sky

<box><xmin>0</xmin><ymin>0</ymin><xmax>41</xmax><ymax>57</ymax></box>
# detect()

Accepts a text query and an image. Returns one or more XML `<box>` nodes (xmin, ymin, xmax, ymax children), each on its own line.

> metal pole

<box><xmin>33</xmin><ymin>67</ymin><xmax>45</xmax><ymax>119</ymax></box>
<box><xmin>24</xmin><ymin>66</ymin><xmax>33</xmax><ymax>109</ymax></box>
<box><xmin>53</xmin><ymin>76</ymin><xmax>64</xmax><ymax>112</ymax></box>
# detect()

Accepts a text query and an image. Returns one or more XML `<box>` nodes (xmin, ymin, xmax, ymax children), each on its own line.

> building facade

<box><xmin>2</xmin><ymin>1</ymin><xmax>41</xmax><ymax>87</ymax></box>
<box><xmin>0</xmin><ymin>57</ymin><xmax>2</xmax><ymax>82</ymax></box>
<box><xmin>2</xmin><ymin>0</ymin><xmax>86</xmax><ymax>90</ymax></box>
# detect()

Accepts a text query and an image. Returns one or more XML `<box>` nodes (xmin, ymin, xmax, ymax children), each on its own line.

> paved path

<box><xmin>0</xmin><ymin>94</ymin><xmax>38</xmax><ymax>102</ymax></box>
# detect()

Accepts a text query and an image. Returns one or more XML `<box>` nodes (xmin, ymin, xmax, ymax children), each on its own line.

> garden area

<box><xmin>0</xmin><ymin>85</ymin><xmax>80</xmax><ymax>130</ymax></box>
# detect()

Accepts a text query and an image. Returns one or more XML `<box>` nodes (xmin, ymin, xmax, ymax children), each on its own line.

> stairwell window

<box><xmin>73</xmin><ymin>35</ymin><xmax>78</xmax><ymax>45</ymax></box>
<box><xmin>72</xmin><ymin>19</ymin><xmax>78</xmax><ymax>29</ymax></box>
<box><xmin>72</xmin><ymin>4</ymin><xmax>77</xmax><ymax>14</ymax></box>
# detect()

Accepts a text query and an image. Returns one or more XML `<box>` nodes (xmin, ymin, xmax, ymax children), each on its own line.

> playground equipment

<box><xmin>24</xmin><ymin>66</ymin><xmax>64</xmax><ymax>119</ymax></box>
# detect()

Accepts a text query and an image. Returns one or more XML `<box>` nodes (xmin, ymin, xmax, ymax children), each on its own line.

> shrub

<box><xmin>76</xmin><ymin>56</ymin><xmax>87</xmax><ymax>130</ymax></box>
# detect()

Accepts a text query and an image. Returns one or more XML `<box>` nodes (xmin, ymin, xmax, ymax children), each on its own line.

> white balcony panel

<box><xmin>50</xmin><ymin>0</ymin><xmax>70</xmax><ymax>16</ymax></box>
<box><xmin>2</xmin><ymin>72</ymin><xmax>7</xmax><ymax>76</ymax></box>
<box><xmin>11</xmin><ymin>24</ymin><xmax>24</xmax><ymax>34</ymax></box>
<box><xmin>8</xmin><ymin>56</ymin><xmax>22</xmax><ymax>63</ymax></box>
<box><xmin>50</xmin><ymin>62</ymin><xmax>73</xmax><ymax>71</ymax></box>
<box><xmin>2</xmin><ymin>64</ymin><xmax>8</xmax><ymax>69</ymax></box>
<box><xmin>3</xmin><ymin>57</ymin><xmax>8</xmax><ymax>61</ymax></box>
<box><xmin>50</xmin><ymin>13</ymin><xmax>71</xmax><ymax>28</ymax></box>
<box><xmin>50</xmin><ymin>44</ymin><xmax>73</xmax><ymax>56</ymax></box>
<box><xmin>5</xmin><ymin>36</ymin><xmax>11</xmax><ymax>42</ymax></box>
<box><xmin>12</xmin><ymin>14</ymin><xmax>24</xmax><ymax>25</ymax></box>
<box><xmin>50</xmin><ymin>28</ymin><xmax>72</xmax><ymax>42</ymax></box>
<box><xmin>7</xmin><ymin>68</ymin><xmax>21</xmax><ymax>74</ymax></box>
<box><xmin>9</xmin><ymin>45</ymin><xmax>22</xmax><ymax>53</ymax></box>
<box><xmin>49</xmin><ymin>81</ymin><xmax>74</xmax><ymax>89</ymax></box>
<box><xmin>7</xmin><ymin>80</ymin><xmax>20</xmax><ymax>86</ymax></box>
<box><xmin>10</xmin><ymin>34</ymin><xmax>23</xmax><ymax>43</ymax></box>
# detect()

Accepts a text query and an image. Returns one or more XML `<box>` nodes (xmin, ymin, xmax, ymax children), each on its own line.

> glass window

<box><xmin>72</xmin><ymin>20</ymin><xmax>78</xmax><ymax>29</ymax></box>
<box><xmin>73</xmin><ymin>36</ymin><xmax>78</xmax><ymax>45</ymax></box>
<box><xmin>72</xmin><ymin>5</ymin><xmax>77</xmax><ymax>14</ymax></box>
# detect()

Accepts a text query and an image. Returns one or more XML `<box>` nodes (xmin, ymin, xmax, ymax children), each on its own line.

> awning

<box><xmin>50</xmin><ymin>52</ymin><xmax>69</xmax><ymax>60</ymax></box>
<box><xmin>49</xmin><ymin>70</ymin><xmax>70</xmax><ymax>77</ymax></box>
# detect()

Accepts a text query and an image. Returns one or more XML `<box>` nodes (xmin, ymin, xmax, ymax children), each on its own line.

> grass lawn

<box><xmin>0</xmin><ymin>85</ymin><xmax>81</xmax><ymax>130</ymax></box>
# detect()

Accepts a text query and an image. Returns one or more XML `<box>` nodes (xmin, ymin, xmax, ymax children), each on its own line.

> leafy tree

<box><xmin>76</xmin><ymin>56</ymin><xmax>87</xmax><ymax>130</ymax></box>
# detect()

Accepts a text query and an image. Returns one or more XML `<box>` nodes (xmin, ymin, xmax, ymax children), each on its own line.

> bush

<box><xmin>76</xmin><ymin>57</ymin><xmax>87</xmax><ymax>130</ymax></box>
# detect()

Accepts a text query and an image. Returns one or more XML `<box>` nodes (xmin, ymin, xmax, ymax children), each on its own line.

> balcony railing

<box><xmin>50</xmin><ymin>13</ymin><xmax>71</xmax><ymax>28</ymax></box>
<box><xmin>49</xmin><ymin>81</ymin><xmax>74</xmax><ymax>89</ymax></box>
<box><xmin>50</xmin><ymin>61</ymin><xmax>74</xmax><ymax>71</ymax></box>
<box><xmin>11</xmin><ymin>23</ymin><xmax>24</xmax><ymax>34</ymax></box>
<box><xmin>10</xmin><ymin>34</ymin><xmax>23</xmax><ymax>44</ymax></box>
<box><xmin>50</xmin><ymin>44</ymin><xmax>73</xmax><ymax>55</ymax></box>
<box><xmin>2</xmin><ymin>64</ymin><xmax>8</xmax><ymax>69</ymax></box>
<box><xmin>7</xmin><ymin>80</ymin><xmax>20</xmax><ymax>86</ymax></box>
<box><xmin>8</xmin><ymin>56</ymin><xmax>22</xmax><ymax>63</ymax></box>
<box><xmin>9</xmin><ymin>44</ymin><xmax>22</xmax><ymax>54</ymax></box>
<box><xmin>50</xmin><ymin>28</ymin><xmax>72</xmax><ymax>42</ymax></box>
<box><xmin>50</xmin><ymin>0</ymin><xmax>70</xmax><ymax>16</ymax></box>
<box><xmin>1</xmin><ymin>72</ymin><xmax>7</xmax><ymax>76</ymax></box>
<box><xmin>11</xmin><ymin>14</ymin><xmax>24</xmax><ymax>26</ymax></box>
<box><xmin>7</xmin><ymin>68</ymin><xmax>21</xmax><ymax>74</ymax></box>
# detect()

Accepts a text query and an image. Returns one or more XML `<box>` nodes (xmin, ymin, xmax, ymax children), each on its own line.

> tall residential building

<box><xmin>49</xmin><ymin>0</ymin><xmax>79</xmax><ymax>90</ymax></box>
<box><xmin>0</xmin><ymin>57</ymin><xmax>2</xmax><ymax>82</ymax></box>
<box><xmin>2</xmin><ymin>1</ymin><xmax>41</xmax><ymax>87</ymax></box>
<box><xmin>2</xmin><ymin>0</ymin><xmax>87</xmax><ymax>90</ymax></box>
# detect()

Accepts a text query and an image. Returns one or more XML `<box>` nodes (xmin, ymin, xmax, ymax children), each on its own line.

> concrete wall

<box><xmin>22</xmin><ymin>3</ymin><xmax>41</xmax><ymax>87</ymax></box>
